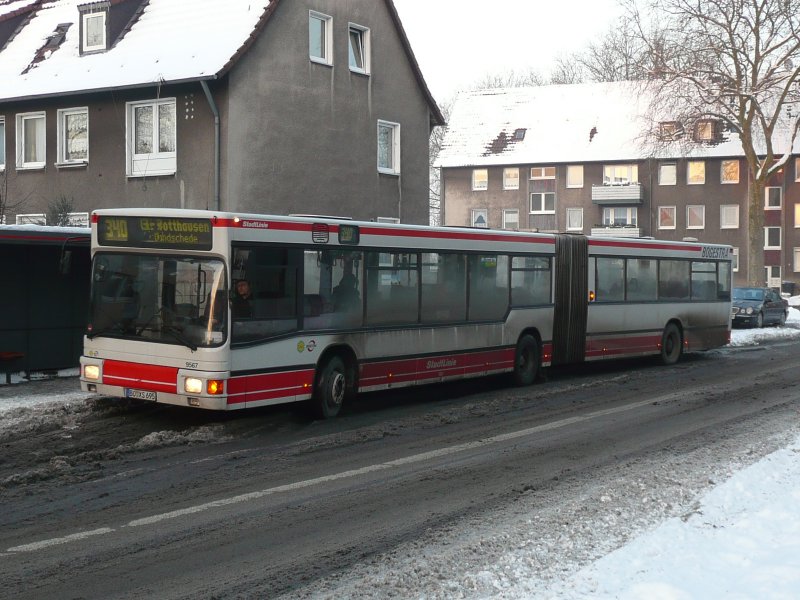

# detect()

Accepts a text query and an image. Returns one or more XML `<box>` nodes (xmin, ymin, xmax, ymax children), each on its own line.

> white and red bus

<box><xmin>80</xmin><ymin>209</ymin><xmax>732</xmax><ymax>417</ymax></box>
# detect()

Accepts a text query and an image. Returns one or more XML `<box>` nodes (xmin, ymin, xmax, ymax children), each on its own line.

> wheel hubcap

<box><xmin>330</xmin><ymin>372</ymin><xmax>345</xmax><ymax>406</ymax></box>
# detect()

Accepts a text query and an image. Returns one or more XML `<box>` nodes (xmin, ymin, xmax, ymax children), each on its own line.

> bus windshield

<box><xmin>87</xmin><ymin>253</ymin><xmax>227</xmax><ymax>348</ymax></box>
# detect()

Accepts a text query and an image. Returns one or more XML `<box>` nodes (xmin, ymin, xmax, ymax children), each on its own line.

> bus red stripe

<box><xmin>227</xmin><ymin>369</ymin><xmax>315</xmax><ymax>405</ymax></box>
<box><xmin>359</xmin><ymin>348</ymin><xmax>515</xmax><ymax>388</ymax></box>
<box><xmin>102</xmin><ymin>360</ymin><xmax>178</xmax><ymax>393</ymax></box>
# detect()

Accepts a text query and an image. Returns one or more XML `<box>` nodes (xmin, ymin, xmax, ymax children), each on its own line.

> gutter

<box><xmin>200</xmin><ymin>79</ymin><xmax>221</xmax><ymax>211</ymax></box>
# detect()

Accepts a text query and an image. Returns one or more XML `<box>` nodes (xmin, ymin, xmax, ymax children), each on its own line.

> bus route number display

<box><xmin>97</xmin><ymin>216</ymin><xmax>214</xmax><ymax>250</ymax></box>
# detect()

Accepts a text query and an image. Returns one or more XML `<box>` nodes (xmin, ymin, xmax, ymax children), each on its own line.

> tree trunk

<box><xmin>747</xmin><ymin>178</ymin><xmax>766</xmax><ymax>286</ymax></box>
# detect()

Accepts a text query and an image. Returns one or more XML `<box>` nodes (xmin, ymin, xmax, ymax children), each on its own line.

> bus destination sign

<box><xmin>97</xmin><ymin>216</ymin><xmax>213</xmax><ymax>250</ymax></box>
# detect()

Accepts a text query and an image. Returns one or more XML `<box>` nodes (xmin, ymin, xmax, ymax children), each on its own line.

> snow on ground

<box><xmin>540</xmin><ymin>437</ymin><xmax>800</xmax><ymax>599</ymax></box>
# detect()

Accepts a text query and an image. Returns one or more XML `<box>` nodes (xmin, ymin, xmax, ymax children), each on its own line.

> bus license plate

<box><xmin>126</xmin><ymin>388</ymin><xmax>157</xmax><ymax>401</ymax></box>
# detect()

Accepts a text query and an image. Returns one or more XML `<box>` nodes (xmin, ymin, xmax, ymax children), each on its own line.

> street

<box><xmin>1</xmin><ymin>339</ymin><xmax>799</xmax><ymax>599</ymax></box>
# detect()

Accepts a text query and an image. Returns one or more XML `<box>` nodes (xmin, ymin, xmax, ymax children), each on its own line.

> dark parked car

<box><xmin>731</xmin><ymin>287</ymin><xmax>789</xmax><ymax>328</ymax></box>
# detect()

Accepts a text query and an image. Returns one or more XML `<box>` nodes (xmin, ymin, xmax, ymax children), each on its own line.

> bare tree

<box><xmin>629</xmin><ymin>0</ymin><xmax>800</xmax><ymax>285</ymax></box>
<box><xmin>471</xmin><ymin>69</ymin><xmax>545</xmax><ymax>90</ymax></box>
<box><xmin>550</xmin><ymin>55</ymin><xmax>587</xmax><ymax>84</ymax></box>
<box><xmin>428</xmin><ymin>99</ymin><xmax>453</xmax><ymax>226</ymax></box>
<box><xmin>47</xmin><ymin>195</ymin><xmax>75</xmax><ymax>226</ymax></box>
<box><xmin>0</xmin><ymin>170</ymin><xmax>32</xmax><ymax>225</ymax></box>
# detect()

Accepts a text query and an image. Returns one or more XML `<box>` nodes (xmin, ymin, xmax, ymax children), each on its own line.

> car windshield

<box><xmin>732</xmin><ymin>287</ymin><xmax>764</xmax><ymax>301</ymax></box>
<box><xmin>88</xmin><ymin>253</ymin><xmax>227</xmax><ymax>348</ymax></box>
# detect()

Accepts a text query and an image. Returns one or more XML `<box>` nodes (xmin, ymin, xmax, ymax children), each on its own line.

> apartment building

<box><xmin>437</xmin><ymin>83</ymin><xmax>798</xmax><ymax>288</ymax></box>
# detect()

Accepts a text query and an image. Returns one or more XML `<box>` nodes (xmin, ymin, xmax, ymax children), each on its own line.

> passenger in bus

<box><xmin>232</xmin><ymin>279</ymin><xmax>253</xmax><ymax>319</ymax></box>
<box><xmin>332</xmin><ymin>272</ymin><xmax>360</xmax><ymax>312</ymax></box>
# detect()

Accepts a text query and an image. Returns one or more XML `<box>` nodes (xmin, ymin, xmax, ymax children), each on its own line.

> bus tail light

<box><xmin>207</xmin><ymin>380</ymin><xmax>224</xmax><ymax>395</ymax></box>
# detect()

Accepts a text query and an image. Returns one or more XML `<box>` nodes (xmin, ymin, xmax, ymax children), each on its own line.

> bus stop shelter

<box><xmin>0</xmin><ymin>225</ymin><xmax>90</xmax><ymax>381</ymax></box>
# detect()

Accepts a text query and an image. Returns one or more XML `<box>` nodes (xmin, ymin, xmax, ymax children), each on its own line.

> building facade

<box><xmin>438</xmin><ymin>83</ymin><xmax>798</xmax><ymax>289</ymax></box>
<box><xmin>0</xmin><ymin>0</ymin><xmax>443</xmax><ymax>225</ymax></box>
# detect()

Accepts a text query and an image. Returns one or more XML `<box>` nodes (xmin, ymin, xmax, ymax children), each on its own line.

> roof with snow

<box><xmin>0</xmin><ymin>0</ymin><xmax>443</xmax><ymax>123</ymax></box>
<box><xmin>435</xmin><ymin>82</ymin><xmax>790</xmax><ymax>168</ymax></box>
<box><xmin>0</xmin><ymin>0</ymin><xmax>277</xmax><ymax>101</ymax></box>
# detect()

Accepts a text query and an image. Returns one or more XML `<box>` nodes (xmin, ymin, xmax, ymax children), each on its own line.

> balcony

<box><xmin>591</xmin><ymin>182</ymin><xmax>644</xmax><ymax>205</ymax></box>
<box><xmin>590</xmin><ymin>225</ymin><xmax>641</xmax><ymax>238</ymax></box>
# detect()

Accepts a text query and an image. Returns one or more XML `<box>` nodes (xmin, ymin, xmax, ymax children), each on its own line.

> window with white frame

<box><xmin>530</xmin><ymin>192</ymin><xmax>555</xmax><ymax>214</ymax></box>
<box><xmin>566</xmin><ymin>207</ymin><xmax>583</xmax><ymax>231</ymax></box>
<box><xmin>795</xmin><ymin>157</ymin><xmax>800</xmax><ymax>182</ymax></box>
<box><xmin>796</xmin><ymin>203</ymin><xmax>800</xmax><ymax>227</ymax></box>
<box><xmin>57</xmin><ymin>107</ymin><xmax>88</xmax><ymax>164</ymax></box>
<box><xmin>687</xmin><ymin>205</ymin><xmax>705</xmax><ymax>229</ymax></box>
<box><xmin>658</xmin><ymin>206</ymin><xmax>676</xmax><ymax>229</ymax></box>
<box><xmin>566</xmin><ymin>165</ymin><xmax>583</xmax><ymax>188</ymax></box>
<box><xmin>377</xmin><ymin>120</ymin><xmax>400</xmax><ymax>174</ymax></box>
<box><xmin>16</xmin><ymin>112</ymin><xmax>46</xmax><ymax>169</ymax></box>
<box><xmin>309</xmin><ymin>11</ymin><xmax>332</xmax><ymax>65</ymax></box>
<box><xmin>348</xmin><ymin>23</ymin><xmax>370</xmax><ymax>74</ymax></box>
<box><xmin>472</xmin><ymin>168</ymin><xmax>488</xmax><ymax>190</ymax></box>
<box><xmin>720</xmin><ymin>204</ymin><xmax>739</xmax><ymax>229</ymax></box>
<box><xmin>794</xmin><ymin>248</ymin><xmax>800</xmax><ymax>272</ymax></box>
<box><xmin>687</xmin><ymin>160</ymin><xmax>705</xmax><ymax>184</ymax></box>
<box><xmin>472</xmin><ymin>208</ymin><xmax>488</xmax><ymax>228</ymax></box>
<box><xmin>765</xmin><ymin>227</ymin><xmax>781</xmax><ymax>249</ymax></box>
<box><xmin>721</xmin><ymin>159</ymin><xmax>739</xmax><ymax>184</ymax></box>
<box><xmin>659</xmin><ymin>163</ymin><xmax>676</xmax><ymax>185</ymax></box>
<box><xmin>82</xmin><ymin>9</ymin><xmax>106</xmax><ymax>53</ymax></box>
<box><xmin>602</xmin><ymin>206</ymin><xmax>637</xmax><ymax>226</ymax></box>
<box><xmin>502</xmin><ymin>209</ymin><xmax>519</xmax><ymax>230</ymax></box>
<box><xmin>503</xmin><ymin>168</ymin><xmax>519</xmax><ymax>190</ymax></box>
<box><xmin>732</xmin><ymin>247</ymin><xmax>739</xmax><ymax>272</ymax></box>
<box><xmin>0</xmin><ymin>116</ymin><xmax>5</xmax><ymax>170</ymax></box>
<box><xmin>15</xmin><ymin>213</ymin><xmax>46</xmax><ymax>225</ymax></box>
<box><xmin>530</xmin><ymin>166</ymin><xmax>555</xmax><ymax>179</ymax></box>
<box><xmin>126</xmin><ymin>99</ymin><xmax>176</xmax><ymax>177</ymax></box>
<box><xmin>765</xmin><ymin>186</ymin><xmax>782</xmax><ymax>209</ymax></box>
<box><xmin>603</xmin><ymin>164</ymin><xmax>638</xmax><ymax>184</ymax></box>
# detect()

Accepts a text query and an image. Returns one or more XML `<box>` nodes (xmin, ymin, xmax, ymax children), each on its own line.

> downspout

<box><xmin>200</xmin><ymin>80</ymin><xmax>221</xmax><ymax>211</ymax></box>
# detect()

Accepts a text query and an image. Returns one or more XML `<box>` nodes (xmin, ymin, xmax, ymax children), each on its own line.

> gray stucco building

<box><xmin>0</xmin><ymin>0</ymin><xmax>443</xmax><ymax>225</ymax></box>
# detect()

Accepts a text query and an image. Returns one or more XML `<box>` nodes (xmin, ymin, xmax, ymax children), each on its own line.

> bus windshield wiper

<box><xmin>86</xmin><ymin>324</ymin><xmax>125</xmax><ymax>339</ymax></box>
<box><xmin>161</xmin><ymin>325</ymin><xmax>198</xmax><ymax>351</ymax></box>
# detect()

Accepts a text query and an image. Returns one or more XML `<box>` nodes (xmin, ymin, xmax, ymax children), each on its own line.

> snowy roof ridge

<box><xmin>435</xmin><ymin>81</ymin><xmax>780</xmax><ymax>168</ymax></box>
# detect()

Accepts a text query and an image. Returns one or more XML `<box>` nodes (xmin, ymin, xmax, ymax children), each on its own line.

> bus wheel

<box><xmin>313</xmin><ymin>356</ymin><xmax>347</xmax><ymax>418</ymax></box>
<box><xmin>513</xmin><ymin>335</ymin><xmax>540</xmax><ymax>386</ymax></box>
<box><xmin>660</xmin><ymin>323</ymin><xmax>682</xmax><ymax>365</ymax></box>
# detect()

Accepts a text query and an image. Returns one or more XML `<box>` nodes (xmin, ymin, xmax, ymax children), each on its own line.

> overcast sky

<box><xmin>392</xmin><ymin>0</ymin><xmax>623</xmax><ymax>104</ymax></box>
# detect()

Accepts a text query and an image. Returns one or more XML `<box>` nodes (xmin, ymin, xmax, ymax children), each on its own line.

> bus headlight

<box><xmin>185</xmin><ymin>377</ymin><xmax>203</xmax><ymax>394</ymax></box>
<box><xmin>84</xmin><ymin>365</ymin><xmax>100</xmax><ymax>380</ymax></box>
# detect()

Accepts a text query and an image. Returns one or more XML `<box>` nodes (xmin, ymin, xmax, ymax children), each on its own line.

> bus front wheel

<box><xmin>660</xmin><ymin>323</ymin><xmax>682</xmax><ymax>365</ymax></box>
<box><xmin>513</xmin><ymin>335</ymin><xmax>540</xmax><ymax>386</ymax></box>
<box><xmin>313</xmin><ymin>356</ymin><xmax>347</xmax><ymax>419</ymax></box>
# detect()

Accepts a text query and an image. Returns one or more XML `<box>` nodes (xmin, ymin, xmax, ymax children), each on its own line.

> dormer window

<box><xmin>79</xmin><ymin>3</ymin><xmax>109</xmax><ymax>54</ymax></box>
<box><xmin>658</xmin><ymin>121</ymin><xmax>683</xmax><ymax>141</ymax></box>
<box><xmin>693</xmin><ymin>119</ymin><xmax>719</xmax><ymax>143</ymax></box>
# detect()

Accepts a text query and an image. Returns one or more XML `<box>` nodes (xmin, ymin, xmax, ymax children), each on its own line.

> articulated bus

<box><xmin>80</xmin><ymin>209</ymin><xmax>732</xmax><ymax>417</ymax></box>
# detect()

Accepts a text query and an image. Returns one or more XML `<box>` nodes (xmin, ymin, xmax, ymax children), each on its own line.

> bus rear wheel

<box><xmin>660</xmin><ymin>323</ymin><xmax>682</xmax><ymax>365</ymax></box>
<box><xmin>513</xmin><ymin>335</ymin><xmax>540</xmax><ymax>386</ymax></box>
<box><xmin>313</xmin><ymin>356</ymin><xmax>347</xmax><ymax>419</ymax></box>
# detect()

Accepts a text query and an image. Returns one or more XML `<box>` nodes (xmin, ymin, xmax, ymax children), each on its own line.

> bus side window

<box><xmin>596</xmin><ymin>257</ymin><xmax>624</xmax><ymax>302</ymax></box>
<box><xmin>231</xmin><ymin>246</ymin><xmax>300</xmax><ymax>342</ymax></box>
